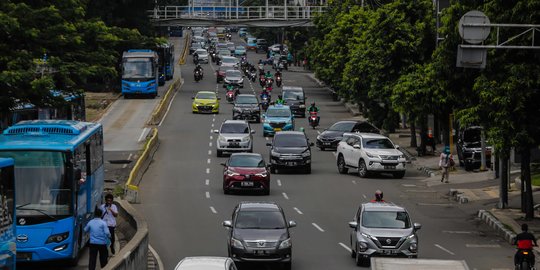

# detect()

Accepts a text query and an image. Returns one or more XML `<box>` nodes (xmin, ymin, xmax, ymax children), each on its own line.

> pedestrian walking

<box><xmin>439</xmin><ymin>146</ymin><xmax>454</xmax><ymax>183</ymax></box>
<box><xmin>84</xmin><ymin>208</ymin><xmax>110</xmax><ymax>270</ymax></box>
<box><xmin>100</xmin><ymin>193</ymin><xmax>118</xmax><ymax>255</ymax></box>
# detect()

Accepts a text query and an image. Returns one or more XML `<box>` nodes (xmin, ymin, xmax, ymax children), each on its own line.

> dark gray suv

<box><xmin>233</xmin><ymin>94</ymin><xmax>261</xmax><ymax>123</ymax></box>
<box><xmin>348</xmin><ymin>202</ymin><xmax>421</xmax><ymax>267</ymax></box>
<box><xmin>223</xmin><ymin>202</ymin><xmax>296</xmax><ymax>270</ymax></box>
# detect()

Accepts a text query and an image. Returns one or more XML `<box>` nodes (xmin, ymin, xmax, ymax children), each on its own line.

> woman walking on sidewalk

<box><xmin>439</xmin><ymin>146</ymin><xmax>454</xmax><ymax>183</ymax></box>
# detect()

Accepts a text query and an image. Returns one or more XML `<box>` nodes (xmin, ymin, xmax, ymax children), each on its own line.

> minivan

<box><xmin>282</xmin><ymin>86</ymin><xmax>306</xmax><ymax>118</ymax></box>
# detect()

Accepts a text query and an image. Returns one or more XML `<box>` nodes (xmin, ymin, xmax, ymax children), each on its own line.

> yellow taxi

<box><xmin>192</xmin><ymin>91</ymin><xmax>220</xmax><ymax>114</ymax></box>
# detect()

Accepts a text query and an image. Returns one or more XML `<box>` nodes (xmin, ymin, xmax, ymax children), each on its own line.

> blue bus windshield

<box><xmin>122</xmin><ymin>58</ymin><xmax>155</xmax><ymax>79</ymax></box>
<box><xmin>0</xmin><ymin>151</ymin><xmax>72</xmax><ymax>217</ymax></box>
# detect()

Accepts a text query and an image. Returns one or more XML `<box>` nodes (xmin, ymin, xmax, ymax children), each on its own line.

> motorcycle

<box><xmin>260</xmin><ymin>96</ymin><xmax>270</xmax><ymax>111</ymax></box>
<box><xmin>308</xmin><ymin>111</ymin><xmax>319</xmax><ymax>129</ymax></box>
<box><xmin>194</xmin><ymin>70</ymin><xmax>202</xmax><ymax>82</ymax></box>
<box><xmin>226</xmin><ymin>89</ymin><xmax>236</xmax><ymax>103</ymax></box>
<box><xmin>259</xmin><ymin>75</ymin><xmax>266</xmax><ymax>87</ymax></box>
<box><xmin>250</xmin><ymin>70</ymin><xmax>257</xmax><ymax>82</ymax></box>
<box><xmin>265</xmin><ymin>78</ymin><xmax>273</xmax><ymax>88</ymax></box>
<box><xmin>515</xmin><ymin>249</ymin><xmax>535</xmax><ymax>270</ymax></box>
<box><xmin>276</xmin><ymin>75</ymin><xmax>282</xmax><ymax>87</ymax></box>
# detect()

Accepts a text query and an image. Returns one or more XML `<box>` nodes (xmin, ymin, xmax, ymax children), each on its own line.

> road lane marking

<box><xmin>137</xmin><ymin>127</ymin><xmax>149</xmax><ymax>142</ymax></box>
<box><xmin>282</xmin><ymin>192</ymin><xmax>289</xmax><ymax>200</ymax></box>
<box><xmin>442</xmin><ymin>231</ymin><xmax>478</xmax><ymax>234</ymax></box>
<box><xmin>206</xmin><ymin>168</ymin><xmax>210</xmax><ymax>174</ymax></box>
<box><xmin>277</xmin><ymin>179</ymin><xmax>282</xmax><ymax>186</ymax></box>
<box><xmin>402</xmin><ymin>184</ymin><xmax>417</xmax><ymax>187</ymax></box>
<box><xmin>209</xmin><ymin>142</ymin><xmax>212</xmax><ymax>147</ymax></box>
<box><xmin>293</xmin><ymin>207</ymin><xmax>303</xmax><ymax>214</ymax></box>
<box><xmin>312</xmin><ymin>223</ymin><xmax>325</xmax><ymax>232</ymax></box>
<box><xmin>205</xmin><ymin>191</ymin><xmax>210</xmax><ymax>199</ymax></box>
<box><xmin>434</xmin><ymin>244</ymin><xmax>455</xmax><ymax>255</ymax></box>
<box><xmin>352</xmin><ymin>180</ymin><xmax>357</xmax><ymax>185</ymax></box>
<box><xmin>317</xmin><ymin>130</ymin><xmax>321</xmax><ymax>135</ymax></box>
<box><xmin>210</xmin><ymin>135</ymin><xmax>213</xmax><ymax>140</ymax></box>
<box><xmin>213</xmin><ymin>118</ymin><xmax>215</xmax><ymax>122</ymax></box>
<box><xmin>159</xmin><ymin>90</ymin><xmax>179</xmax><ymax>127</ymax></box>
<box><xmin>207</xmin><ymin>158</ymin><xmax>211</xmax><ymax>164</ymax></box>
<box><xmin>362</xmin><ymin>194</ymin><xmax>367</xmax><ymax>199</ymax></box>
<box><xmin>211</xmin><ymin>123</ymin><xmax>214</xmax><ymax>128</ymax></box>
<box><xmin>205</xmin><ymin>179</ymin><xmax>210</xmax><ymax>185</ymax></box>
<box><xmin>210</xmin><ymin>206</ymin><xmax>217</xmax><ymax>214</ymax></box>
<box><xmin>265</xmin><ymin>137</ymin><xmax>269</xmax><ymax>141</ymax></box>
<box><xmin>332</xmin><ymin>152</ymin><xmax>337</xmax><ymax>157</ymax></box>
<box><xmin>338</xmin><ymin>242</ymin><xmax>352</xmax><ymax>253</ymax></box>
<box><xmin>417</xmin><ymin>203</ymin><xmax>454</xmax><ymax>206</ymax></box>
<box><xmin>208</xmin><ymin>150</ymin><xmax>212</xmax><ymax>155</ymax></box>
<box><xmin>465</xmin><ymin>244</ymin><xmax>500</xmax><ymax>248</ymax></box>
<box><xmin>123</xmin><ymin>153</ymin><xmax>133</xmax><ymax>168</ymax></box>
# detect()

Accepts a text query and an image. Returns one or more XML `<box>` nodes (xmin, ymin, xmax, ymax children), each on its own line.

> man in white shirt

<box><xmin>100</xmin><ymin>194</ymin><xmax>118</xmax><ymax>255</ymax></box>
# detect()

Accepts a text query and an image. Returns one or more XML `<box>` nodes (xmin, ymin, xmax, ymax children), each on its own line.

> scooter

<box><xmin>265</xmin><ymin>77</ymin><xmax>273</xmax><ymax>88</ymax></box>
<box><xmin>226</xmin><ymin>89</ymin><xmax>235</xmax><ymax>103</ymax></box>
<box><xmin>194</xmin><ymin>70</ymin><xmax>202</xmax><ymax>82</ymax></box>
<box><xmin>276</xmin><ymin>75</ymin><xmax>282</xmax><ymax>87</ymax></box>
<box><xmin>259</xmin><ymin>75</ymin><xmax>266</xmax><ymax>87</ymax></box>
<box><xmin>308</xmin><ymin>111</ymin><xmax>319</xmax><ymax>129</ymax></box>
<box><xmin>515</xmin><ymin>249</ymin><xmax>535</xmax><ymax>270</ymax></box>
<box><xmin>260</xmin><ymin>96</ymin><xmax>270</xmax><ymax>111</ymax></box>
<box><xmin>250</xmin><ymin>70</ymin><xmax>257</xmax><ymax>82</ymax></box>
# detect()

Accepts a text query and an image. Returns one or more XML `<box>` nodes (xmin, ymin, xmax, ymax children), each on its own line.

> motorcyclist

<box><xmin>307</xmin><ymin>102</ymin><xmax>320</xmax><ymax>124</ymax></box>
<box><xmin>275</xmin><ymin>69</ymin><xmax>282</xmax><ymax>79</ymax></box>
<box><xmin>275</xmin><ymin>95</ymin><xmax>285</xmax><ymax>105</ymax></box>
<box><xmin>265</xmin><ymin>71</ymin><xmax>273</xmax><ymax>81</ymax></box>
<box><xmin>260</xmin><ymin>88</ymin><xmax>270</xmax><ymax>101</ymax></box>
<box><xmin>194</xmin><ymin>64</ymin><xmax>203</xmax><ymax>79</ymax></box>
<box><xmin>513</xmin><ymin>223</ymin><xmax>537</xmax><ymax>267</ymax></box>
<box><xmin>370</xmin><ymin>190</ymin><xmax>385</xmax><ymax>202</ymax></box>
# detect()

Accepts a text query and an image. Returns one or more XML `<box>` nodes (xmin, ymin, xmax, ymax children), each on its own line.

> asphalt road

<box><xmin>134</xmin><ymin>33</ymin><xmax>516</xmax><ymax>270</ymax></box>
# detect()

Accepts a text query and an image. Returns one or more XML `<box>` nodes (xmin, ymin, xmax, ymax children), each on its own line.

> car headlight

<box><xmin>46</xmin><ymin>232</ymin><xmax>69</xmax><ymax>244</ymax></box>
<box><xmin>286</xmin><ymin>119</ymin><xmax>293</xmax><ymax>125</ymax></box>
<box><xmin>271</xmin><ymin>150</ymin><xmax>281</xmax><ymax>157</ymax></box>
<box><xmin>241</xmin><ymin>136</ymin><xmax>250</xmax><ymax>142</ymax></box>
<box><xmin>218</xmin><ymin>135</ymin><xmax>226</xmax><ymax>142</ymax></box>
<box><xmin>122</xmin><ymin>82</ymin><xmax>129</xmax><ymax>88</ymax></box>
<box><xmin>255</xmin><ymin>172</ymin><xmax>268</xmax><ymax>177</ymax></box>
<box><xmin>279</xmin><ymin>238</ymin><xmax>291</xmax><ymax>249</ymax></box>
<box><xmin>239</xmin><ymin>78</ymin><xmax>244</xmax><ymax>83</ymax></box>
<box><xmin>316</xmin><ymin>135</ymin><xmax>322</xmax><ymax>141</ymax></box>
<box><xmin>406</xmin><ymin>234</ymin><xmax>417</xmax><ymax>240</ymax></box>
<box><xmin>299</xmin><ymin>104</ymin><xmax>305</xmax><ymax>108</ymax></box>
<box><xmin>301</xmin><ymin>151</ymin><xmax>311</xmax><ymax>157</ymax></box>
<box><xmin>226</xmin><ymin>169</ymin><xmax>240</xmax><ymax>177</ymax></box>
<box><xmin>233</xmin><ymin>107</ymin><xmax>242</xmax><ymax>112</ymax></box>
<box><xmin>361</xmin><ymin>232</ymin><xmax>377</xmax><ymax>242</ymax></box>
<box><xmin>148</xmin><ymin>82</ymin><xmax>156</xmax><ymax>87</ymax></box>
<box><xmin>365</xmin><ymin>152</ymin><xmax>377</xmax><ymax>158</ymax></box>
<box><xmin>224</xmin><ymin>78</ymin><xmax>230</xmax><ymax>83</ymax></box>
<box><xmin>231</xmin><ymin>238</ymin><xmax>244</xmax><ymax>249</ymax></box>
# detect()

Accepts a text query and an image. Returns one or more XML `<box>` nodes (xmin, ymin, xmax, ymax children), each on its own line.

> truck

<box><xmin>121</xmin><ymin>49</ymin><xmax>159</xmax><ymax>98</ymax></box>
<box><xmin>371</xmin><ymin>258</ymin><xmax>470</xmax><ymax>270</ymax></box>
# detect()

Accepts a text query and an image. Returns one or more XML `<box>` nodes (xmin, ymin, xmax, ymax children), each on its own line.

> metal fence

<box><xmin>150</xmin><ymin>5</ymin><xmax>326</xmax><ymax>20</ymax></box>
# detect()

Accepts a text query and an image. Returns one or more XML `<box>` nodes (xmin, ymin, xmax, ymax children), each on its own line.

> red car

<box><xmin>222</xmin><ymin>153</ymin><xmax>270</xmax><ymax>195</ymax></box>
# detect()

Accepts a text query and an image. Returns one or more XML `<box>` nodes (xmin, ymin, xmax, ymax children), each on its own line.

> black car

<box><xmin>233</xmin><ymin>94</ymin><xmax>261</xmax><ymax>123</ymax></box>
<box><xmin>223</xmin><ymin>202</ymin><xmax>296</xmax><ymax>270</ymax></box>
<box><xmin>316</xmin><ymin>120</ymin><xmax>380</xmax><ymax>150</ymax></box>
<box><xmin>267</xmin><ymin>131</ymin><xmax>313</xmax><ymax>174</ymax></box>
<box><xmin>282</xmin><ymin>86</ymin><xmax>305</xmax><ymax>117</ymax></box>
<box><xmin>255</xmin><ymin>39</ymin><xmax>268</xmax><ymax>53</ymax></box>
<box><xmin>456</xmin><ymin>126</ymin><xmax>492</xmax><ymax>171</ymax></box>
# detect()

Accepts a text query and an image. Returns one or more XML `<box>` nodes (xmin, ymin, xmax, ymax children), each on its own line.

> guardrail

<box><xmin>150</xmin><ymin>5</ymin><xmax>326</xmax><ymax>20</ymax></box>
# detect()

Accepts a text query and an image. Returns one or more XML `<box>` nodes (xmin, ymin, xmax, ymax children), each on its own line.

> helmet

<box><xmin>278</xmin><ymin>95</ymin><xmax>282</xmax><ymax>99</ymax></box>
<box><xmin>197</xmin><ymin>64</ymin><xmax>201</xmax><ymax>68</ymax></box>
<box><xmin>311</xmin><ymin>102</ymin><xmax>316</xmax><ymax>107</ymax></box>
<box><xmin>375</xmin><ymin>190</ymin><xmax>383</xmax><ymax>201</ymax></box>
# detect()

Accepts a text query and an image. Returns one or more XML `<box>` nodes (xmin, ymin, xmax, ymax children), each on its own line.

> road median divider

<box><xmin>179</xmin><ymin>32</ymin><xmax>191</xmax><ymax>65</ymax></box>
<box><xmin>124</xmin><ymin>128</ymin><xmax>159</xmax><ymax>203</ymax></box>
<box><xmin>148</xmin><ymin>78</ymin><xmax>181</xmax><ymax>126</ymax></box>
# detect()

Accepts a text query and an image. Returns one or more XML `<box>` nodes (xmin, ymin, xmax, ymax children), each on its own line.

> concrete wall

<box><xmin>103</xmin><ymin>200</ymin><xmax>148</xmax><ymax>270</ymax></box>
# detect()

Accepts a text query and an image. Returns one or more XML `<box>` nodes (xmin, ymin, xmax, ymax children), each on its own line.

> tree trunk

<box><xmin>520</xmin><ymin>147</ymin><xmax>534</xmax><ymax>219</ymax></box>
<box><xmin>499</xmin><ymin>154</ymin><xmax>509</xmax><ymax>209</ymax></box>
<box><xmin>409</xmin><ymin>120</ymin><xmax>417</xmax><ymax>148</ymax></box>
<box><xmin>418</xmin><ymin>117</ymin><xmax>427</xmax><ymax>157</ymax></box>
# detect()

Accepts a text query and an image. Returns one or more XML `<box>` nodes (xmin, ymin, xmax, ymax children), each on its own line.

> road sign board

<box><xmin>459</xmin><ymin>10</ymin><xmax>491</xmax><ymax>44</ymax></box>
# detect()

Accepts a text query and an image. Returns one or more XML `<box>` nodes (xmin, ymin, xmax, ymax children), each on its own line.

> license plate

<box><xmin>286</xmin><ymin>162</ymin><xmax>297</xmax><ymax>166</ymax></box>
<box><xmin>384</xmin><ymin>165</ymin><xmax>396</xmax><ymax>169</ymax></box>
<box><xmin>381</xmin><ymin>249</ymin><xmax>398</xmax><ymax>255</ymax></box>
<box><xmin>229</xmin><ymin>143</ymin><xmax>239</xmax><ymax>147</ymax></box>
<box><xmin>17</xmin><ymin>252</ymin><xmax>32</xmax><ymax>261</ymax></box>
<box><xmin>254</xmin><ymin>250</ymin><xmax>266</xmax><ymax>255</ymax></box>
<box><xmin>241</xmin><ymin>181</ymin><xmax>254</xmax><ymax>187</ymax></box>
<box><xmin>323</xmin><ymin>142</ymin><xmax>331</xmax><ymax>146</ymax></box>
<box><xmin>274</xmin><ymin>128</ymin><xmax>282</xmax><ymax>131</ymax></box>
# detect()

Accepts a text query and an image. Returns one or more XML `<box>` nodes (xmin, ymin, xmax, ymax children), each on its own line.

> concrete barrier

<box><xmin>124</xmin><ymin>128</ymin><xmax>159</xmax><ymax>203</ymax></box>
<box><xmin>148</xmin><ymin>79</ymin><xmax>181</xmax><ymax>126</ymax></box>
<box><xmin>103</xmin><ymin>200</ymin><xmax>148</xmax><ymax>270</ymax></box>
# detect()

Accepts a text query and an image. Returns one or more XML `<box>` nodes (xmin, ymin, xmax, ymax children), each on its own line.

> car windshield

<box><xmin>283</xmin><ymin>91</ymin><xmax>303</xmax><ymax>101</ymax></box>
<box><xmin>229</xmin><ymin>155</ymin><xmax>265</xmax><ymax>167</ymax></box>
<box><xmin>222</xmin><ymin>57</ymin><xmax>237</xmax><ymax>64</ymax></box>
<box><xmin>266</xmin><ymin>108</ymin><xmax>291</xmax><ymax>118</ymax></box>
<box><xmin>236</xmin><ymin>46</ymin><xmax>245</xmax><ymax>50</ymax></box>
<box><xmin>362</xmin><ymin>211</ymin><xmax>411</xmax><ymax>229</ymax></box>
<box><xmin>235</xmin><ymin>210</ymin><xmax>286</xmax><ymax>229</ymax></box>
<box><xmin>196</xmin><ymin>92</ymin><xmax>216</xmax><ymax>100</ymax></box>
<box><xmin>195</xmin><ymin>49</ymin><xmax>207</xmax><ymax>55</ymax></box>
<box><xmin>0</xmin><ymin>151</ymin><xmax>72</xmax><ymax>217</ymax></box>
<box><xmin>274</xmin><ymin>134</ymin><xmax>307</xmax><ymax>147</ymax></box>
<box><xmin>463</xmin><ymin>128</ymin><xmax>481</xmax><ymax>142</ymax></box>
<box><xmin>191</xmin><ymin>43</ymin><xmax>202</xmax><ymax>49</ymax></box>
<box><xmin>363</xmin><ymin>138</ymin><xmax>394</xmax><ymax>149</ymax></box>
<box><xmin>122</xmin><ymin>58</ymin><xmax>155</xmax><ymax>78</ymax></box>
<box><xmin>328</xmin><ymin>122</ymin><xmax>355</xmax><ymax>132</ymax></box>
<box><xmin>221</xmin><ymin>123</ymin><xmax>249</xmax><ymax>134</ymax></box>
<box><xmin>236</xmin><ymin>95</ymin><xmax>258</xmax><ymax>104</ymax></box>
<box><xmin>226</xmin><ymin>70</ymin><xmax>241</xmax><ymax>77</ymax></box>
<box><xmin>219</xmin><ymin>50</ymin><xmax>230</xmax><ymax>55</ymax></box>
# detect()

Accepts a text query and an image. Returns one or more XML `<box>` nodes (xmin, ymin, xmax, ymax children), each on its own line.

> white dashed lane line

<box><xmin>205</xmin><ymin>192</ymin><xmax>210</xmax><ymax>199</ymax></box>
<box><xmin>205</xmin><ymin>179</ymin><xmax>210</xmax><ymax>185</ymax></box>
<box><xmin>213</xmin><ymin>118</ymin><xmax>215</xmax><ymax>122</ymax></box>
<box><xmin>277</xmin><ymin>179</ymin><xmax>282</xmax><ymax>186</ymax></box>
<box><xmin>465</xmin><ymin>244</ymin><xmax>501</xmax><ymax>248</ymax></box>
<box><xmin>207</xmin><ymin>158</ymin><xmax>211</xmax><ymax>164</ymax></box>
<box><xmin>206</xmin><ymin>168</ymin><xmax>210</xmax><ymax>174</ymax></box>
<box><xmin>122</xmin><ymin>153</ymin><xmax>133</xmax><ymax>169</ymax></box>
<box><xmin>332</xmin><ymin>152</ymin><xmax>337</xmax><ymax>157</ymax></box>
<box><xmin>317</xmin><ymin>130</ymin><xmax>321</xmax><ymax>135</ymax></box>
<box><xmin>208</xmin><ymin>150</ymin><xmax>212</xmax><ymax>155</ymax></box>
<box><xmin>210</xmin><ymin>206</ymin><xmax>217</xmax><ymax>214</ymax></box>
<box><xmin>293</xmin><ymin>207</ymin><xmax>303</xmax><ymax>215</ymax></box>
<box><xmin>312</xmin><ymin>223</ymin><xmax>325</xmax><ymax>232</ymax></box>
<box><xmin>211</xmin><ymin>123</ymin><xmax>214</xmax><ymax>128</ymax></box>
<box><xmin>362</xmin><ymin>194</ymin><xmax>367</xmax><ymax>199</ymax></box>
<box><xmin>282</xmin><ymin>192</ymin><xmax>289</xmax><ymax>200</ymax></box>
<box><xmin>434</xmin><ymin>244</ymin><xmax>455</xmax><ymax>255</ymax></box>
<box><xmin>209</xmin><ymin>142</ymin><xmax>212</xmax><ymax>147</ymax></box>
<box><xmin>210</xmin><ymin>135</ymin><xmax>213</xmax><ymax>140</ymax></box>
<box><xmin>338</xmin><ymin>242</ymin><xmax>352</xmax><ymax>253</ymax></box>
<box><xmin>352</xmin><ymin>180</ymin><xmax>357</xmax><ymax>185</ymax></box>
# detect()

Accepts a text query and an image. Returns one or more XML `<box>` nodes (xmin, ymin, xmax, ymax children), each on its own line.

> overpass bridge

<box><xmin>148</xmin><ymin>5</ymin><xmax>327</xmax><ymax>27</ymax></box>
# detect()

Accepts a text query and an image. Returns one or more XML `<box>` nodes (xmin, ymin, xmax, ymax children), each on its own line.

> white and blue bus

<box><xmin>0</xmin><ymin>158</ymin><xmax>15</xmax><ymax>270</ymax></box>
<box><xmin>121</xmin><ymin>49</ymin><xmax>159</xmax><ymax>98</ymax></box>
<box><xmin>0</xmin><ymin>120</ymin><xmax>104</xmax><ymax>264</ymax></box>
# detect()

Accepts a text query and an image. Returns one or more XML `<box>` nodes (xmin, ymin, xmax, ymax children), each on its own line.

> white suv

<box><xmin>336</xmin><ymin>133</ymin><xmax>406</xmax><ymax>178</ymax></box>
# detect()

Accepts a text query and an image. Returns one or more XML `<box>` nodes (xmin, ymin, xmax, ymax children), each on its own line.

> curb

<box><xmin>417</xmin><ymin>166</ymin><xmax>436</xmax><ymax>177</ymax></box>
<box><xmin>478</xmin><ymin>210</ymin><xmax>516</xmax><ymax>244</ymax></box>
<box><xmin>124</xmin><ymin>128</ymin><xmax>159</xmax><ymax>203</ymax></box>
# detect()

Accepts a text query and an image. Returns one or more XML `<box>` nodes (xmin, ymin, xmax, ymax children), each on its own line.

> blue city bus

<box><xmin>121</xmin><ymin>49</ymin><xmax>159</xmax><ymax>99</ymax></box>
<box><xmin>0</xmin><ymin>158</ymin><xmax>15</xmax><ymax>270</ymax></box>
<box><xmin>0</xmin><ymin>120</ymin><xmax>104</xmax><ymax>264</ymax></box>
<box><xmin>156</xmin><ymin>43</ymin><xmax>175</xmax><ymax>86</ymax></box>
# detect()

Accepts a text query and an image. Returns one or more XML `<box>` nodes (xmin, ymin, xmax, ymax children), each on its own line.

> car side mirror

<box><xmin>395</xmin><ymin>144</ymin><xmax>400</xmax><ymax>149</ymax></box>
<box><xmin>266</xmin><ymin>143</ymin><xmax>272</xmax><ymax>146</ymax></box>
<box><xmin>309</xmin><ymin>142</ymin><xmax>314</xmax><ymax>147</ymax></box>
<box><xmin>223</xmin><ymin>220</ymin><xmax>232</xmax><ymax>228</ymax></box>
<box><xmin>413</xmin><ymin>223</ymin><xmax>422</xmax><ymax>231</ymax></box>
<box><xmin>217</xmin><ymin>97</ymin><xmax>221</xmax><ymax>100</ymax></box>
<box><xmin>348</xmin><ymin>221</ymin><xmax>358</xmax><ymax>229</ymax></box>
<box><xmin>288</xmin><ymin>221</ymin><xmax>297</xmax><ymax>228</ymax></box>
<box><xmin>220</xmin><ymin>162</ymin><xmax>226</xmax><ymax>166</ymax></box>
<box><xmin>251</xmin><ymin>130</ymin><xmax>256</xmax><ymax>134</ymax></box>
<box><xmin>353</xmin><ymin>144</ymin><xmax>361</xmax><ymax>149</ymax></box>
<box><xmin>213</xmin><ymin>130</ymin><xmax>220</xmax><ymax>134</ymax></box>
